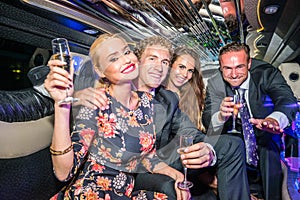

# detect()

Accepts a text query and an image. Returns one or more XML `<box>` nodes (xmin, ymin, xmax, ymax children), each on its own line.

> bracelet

<box><xmin>50</xmin><ymin>144</ymin><xmax>73</xmax><ymax>156</ymax></box>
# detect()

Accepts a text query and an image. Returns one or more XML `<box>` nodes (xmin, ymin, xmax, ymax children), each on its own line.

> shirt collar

<box><xmin>150</xmin><ymin>89</ymin><xmax>155</xmax><ymax>96</ymax></box>
<box><xmin>240</xmin><ymin>72</ymin><xmax>250</xmax><ymax>90</ymax></box>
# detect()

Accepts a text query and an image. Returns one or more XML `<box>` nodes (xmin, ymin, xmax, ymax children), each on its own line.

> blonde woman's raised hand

<box><xmin>44</xmin><ymin>59</ymin><xmax>74</xmax><ymax>103</ymax></box>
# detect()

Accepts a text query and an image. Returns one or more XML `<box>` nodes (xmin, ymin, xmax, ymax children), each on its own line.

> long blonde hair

<box><xmin>89</xmin><ymin>33</ymin><xmax>115</xmax><ymax>69</ymax></box>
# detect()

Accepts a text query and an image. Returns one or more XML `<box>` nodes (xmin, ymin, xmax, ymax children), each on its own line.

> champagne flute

<box><xmin>227</xmin><ymin>94</ymin><xmax>241</xmax><ymax>133</ymax></box>
<box><xmin>51</xmin><ymin>38</ymin><xmax>79</xmax><ymax>105</ymax></box>
<box><xmin>177</xmin><ymin>135</ymin><xmax>194</xmax><ymax>189</ymax></box>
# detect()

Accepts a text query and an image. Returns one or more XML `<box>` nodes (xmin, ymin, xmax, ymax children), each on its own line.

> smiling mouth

<box><xmin>177</xmin><ymin>76</ymin><xmax>186</xmax><ymax>82</ymax></box>
<box><xmin>121</xmin><ymin>63</ymin><xmax>136</xmax><ymax>74</ymax></box>
<box><xmin>149</xmin><ymin>72</ymin><xmax>162</xmax><ymax>79</ymax></box>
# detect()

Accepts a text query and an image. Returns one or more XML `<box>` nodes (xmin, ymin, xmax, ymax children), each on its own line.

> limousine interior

<box><xmin>0</xmin><ymin>0</ymin><xmax>299</xmax><ymax>199</ymax></box>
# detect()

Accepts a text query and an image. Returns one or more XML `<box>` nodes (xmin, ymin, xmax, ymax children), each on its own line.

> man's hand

<box><xmin>180</xmin><ymin>142</ymin><xmax>215</xmax><ymax>169</ymax></box>
<box><xmin>73</xmin><ymin>87</ymin><xmax>109</xmax><ymax>110</ymax></box>
<box><xmin>249</xmin><ymin>117</ymin><xmax>283</xmax><ymax>134</ymax></box>
<box><xmin>218</xmin><ymin>96</ymin><xmax>241</xmax><ymax>122</ymax></box>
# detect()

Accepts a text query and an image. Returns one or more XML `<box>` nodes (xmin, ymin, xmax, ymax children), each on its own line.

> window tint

<box><xmin>0</xmin><ymin>39</ymin><xmax>51</xmax><ymax>90</ymax></box>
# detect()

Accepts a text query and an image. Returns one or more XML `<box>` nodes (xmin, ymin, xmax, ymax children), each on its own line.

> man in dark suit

<box><xmin>202</xmin><ymin>42</ymin><xmax>298</xmax><ymax>200</ymax></box>
<box><xmin>131</xmin><ymin>36</ymin><xmax>250</xmax><ymax>200</ymax></box>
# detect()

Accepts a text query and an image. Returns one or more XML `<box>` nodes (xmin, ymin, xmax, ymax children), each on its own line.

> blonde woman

<box><xmin>44</xmin><ymin>33</ymin><xmax>189</xmax><ymax>199</ymax></box>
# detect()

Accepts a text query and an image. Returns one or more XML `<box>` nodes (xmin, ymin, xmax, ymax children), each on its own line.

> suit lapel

<box><xmin>153</xmin><ymin>96</ymin><xmax>167</xmax><ymax>149</ymax></box>
<box><xmin>213</xmin><ymin>70</ymin><xmax>229</xmax><ymax>97</ymax></box>
<box><xmin>248</xmin><ymin>76</ymin><xmax>258</xmax><ymax>117</ymax></box>
<box><xmin>153</xmin><ymin>98</ymin><xmax>166</xmax><ymax>133</ymax></box>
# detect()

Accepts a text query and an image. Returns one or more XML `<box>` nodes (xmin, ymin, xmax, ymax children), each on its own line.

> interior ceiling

<box><xmin>1</xmin><ymin>0</ymin><xmax>299</xmax><ymax>69</ymax></box>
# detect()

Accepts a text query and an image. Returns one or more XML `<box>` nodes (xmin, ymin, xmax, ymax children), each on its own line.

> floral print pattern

<box><xmin>51</xmin><ymin>92</ymin><xmax>168</xmax><ymax>200</ymax></box>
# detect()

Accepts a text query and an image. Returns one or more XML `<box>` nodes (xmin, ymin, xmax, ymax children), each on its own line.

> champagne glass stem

<box><xmin>177</xmin><ymin>135</ymin><xmax>194</xmax><ymax>189</ymax></box>
<box><xmin>66</xmin><ymin>87</ymin><xmax>71</xmax><ymax>98</ymax></box>
<box><xmin>232</xmin><ymin>115</ymin><xmax>236</xmax><ymax>130</ymax></box>
<box><xmin>183</xmin><ymin>167</ymin><xmax>188</xmax><ymax>184</ymax></box>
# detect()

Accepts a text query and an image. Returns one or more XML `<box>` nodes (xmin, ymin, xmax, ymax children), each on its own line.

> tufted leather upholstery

<box><xmin>0</xmin><ymin>88</ymin><xmax>66</xmax><ymax>200</ymax></box>
<box><xmin>0</xmin><ymin>87</ymin><xmax>54</xmax><ymax>122</ymax></box>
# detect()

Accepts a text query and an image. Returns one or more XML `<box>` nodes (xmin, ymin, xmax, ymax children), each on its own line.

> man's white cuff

<box><xmin>205</xmin><ymin>143</ymin><xmax>217</xmax><ymax>166</ymax></box>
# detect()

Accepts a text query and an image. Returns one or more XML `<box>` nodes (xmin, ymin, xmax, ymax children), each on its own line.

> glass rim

<box><xmin>51</xmin><ymin>38</ymin><xmax>68</xmax><ymax>43</ymax></box>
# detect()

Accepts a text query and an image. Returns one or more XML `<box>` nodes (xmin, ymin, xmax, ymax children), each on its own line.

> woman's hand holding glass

<box><xmin>173</xmin><ymin>170</ymin><xmax>191</xmax><ymax>200</ymax></box>
<box><xmin>51</xmin><ymin>38</ymin><xmax>79</xmax><ymax>105</ymax></box>
<box><xmin>152</xmin><ymin>161</ymin><xmax>191</xmax><ymax>199</ymax></box>
<box><xmin>44</xmin><ymin>59</ymin><xmax>75</xmax><ymax>105</ymax></box>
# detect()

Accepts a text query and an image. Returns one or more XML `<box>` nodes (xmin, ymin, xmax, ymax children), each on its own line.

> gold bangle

<box><xmin>50</xmin><ymin>144</ymin><xmax>73</xmax><ymax>156</ymax></box>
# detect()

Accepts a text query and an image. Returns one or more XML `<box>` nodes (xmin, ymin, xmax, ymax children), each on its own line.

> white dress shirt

<box><xmin>211</xmin><ymin>72</ymin><xmax>289</xmax><ymax>131</ymax></box>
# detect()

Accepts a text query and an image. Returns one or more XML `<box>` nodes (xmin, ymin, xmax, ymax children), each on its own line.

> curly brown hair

<box><xmin>134</xmin><ymin>35</ymin><xmax>174</xmax><ymax>61</ymax></box>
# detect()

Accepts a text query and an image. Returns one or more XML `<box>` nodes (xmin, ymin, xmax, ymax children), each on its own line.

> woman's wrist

<box><xmin>54</xmin><ymin>102</ymin><xmax>72</xmax><ymax>111</ymax></box>
<box><xmin>50</xmin><ymin>143</ymin><xmax>73</xmax><ymax>156</ymax></box>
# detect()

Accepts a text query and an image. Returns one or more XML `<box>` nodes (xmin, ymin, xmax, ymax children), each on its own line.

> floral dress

<box><xmin>51</xmin><ymin>92</ymin><xmax>168</xmax><ymax>200</ymax></box>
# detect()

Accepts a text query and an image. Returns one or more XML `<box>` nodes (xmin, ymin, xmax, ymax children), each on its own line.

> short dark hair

<box><xmin>218</xmin><ymin>42</ymin><xmax>250</xmax><ymax>61</ymax></box>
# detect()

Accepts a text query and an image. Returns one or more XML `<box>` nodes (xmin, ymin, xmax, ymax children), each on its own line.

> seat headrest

<box><xmin>0</xmin><ymin>115</ymin><xmax>54</xmax><ymax>159</ymax></box>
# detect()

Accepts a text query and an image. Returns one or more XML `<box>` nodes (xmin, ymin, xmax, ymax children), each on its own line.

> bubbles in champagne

<box><xmin>52</xmin><ymin>53</ymin><xmax>71</xmax><ymax>72</ymax></box>
<box><xmin>177</xmin><ymin>148</ymin><xmax>185</xmax><ymax>155</ymax></box>
<box><xmin>233</xmin><ymin>104</ymin><xmax>239</xmax><ymax>116</ymax></box>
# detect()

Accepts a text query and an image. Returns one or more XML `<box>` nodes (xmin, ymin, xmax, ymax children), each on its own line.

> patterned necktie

<box><xmin>239</xmin><ymin>89</ymin><xmax>258</xmax><ymax>167</ymax></box>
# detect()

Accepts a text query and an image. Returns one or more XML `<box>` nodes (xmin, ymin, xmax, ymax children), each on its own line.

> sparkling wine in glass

<box><xmin>51</xmin><ymin>38</ymin><xmax>79</xmax><ymax>105</ymax></box>
<box><xmin>228</xmin><ymin>94</ymin><xmax>241</xmax><ymax>133</ymax></box>
<box><xmin>177</xmin><ymin>135</ymin><xmax>194</xmax><ymax>189</ymax></box>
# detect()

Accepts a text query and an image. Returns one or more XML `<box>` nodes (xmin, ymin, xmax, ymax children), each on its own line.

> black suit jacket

<box><xmin>203</xmin><ymin>59</ymin><xmax>298</xmax><ymax>144</ymax></box>
<box><xmin>202</xmin><ymin>58</ymin><xmax>298</xmax><ymax>199</ymax></box>
<box><xmin>153</xmin><ymin>86</ymin><xmax>206</xmax><ymax>170</ymax></box>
